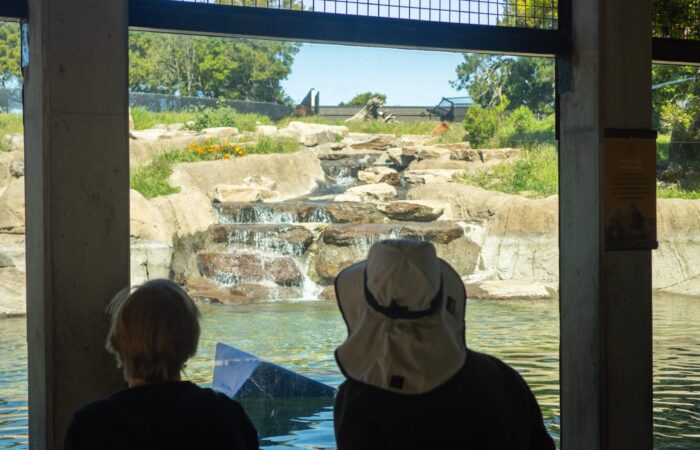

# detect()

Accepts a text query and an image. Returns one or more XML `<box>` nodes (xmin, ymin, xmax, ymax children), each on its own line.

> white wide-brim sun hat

<box><xmin>334</xmin><ymin>239</ymin><xmax>467</xmax><ymax>395</ymax></box>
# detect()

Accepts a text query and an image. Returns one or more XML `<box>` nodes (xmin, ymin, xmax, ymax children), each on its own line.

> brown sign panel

<box><xmin>603</xmin><ymin>131</ymin><xmax>658</xmax><ymax>251</ymax></box>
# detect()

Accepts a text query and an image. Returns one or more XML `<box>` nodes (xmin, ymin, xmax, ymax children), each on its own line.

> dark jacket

<box><xmin>64</xmin><ymin>381</ymin><xmax>259</xmax><ymax>450</ymax></box>
<box><xmin>334</xmin><ymin>349</ymin><xmax>555</xmax><ymax>450</ymax></box>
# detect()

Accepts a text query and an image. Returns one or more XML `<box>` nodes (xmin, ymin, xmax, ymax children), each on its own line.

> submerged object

<box><xmin>213</xmin><ymin>343</ymin><xmax>336</xmax><ymax>399</ymax></box>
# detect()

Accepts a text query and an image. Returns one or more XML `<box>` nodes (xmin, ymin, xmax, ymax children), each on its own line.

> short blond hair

<box><xmin>106</xmin><ymin>279</ymin><xmax>200</xmax><ymax>383</ymax></box>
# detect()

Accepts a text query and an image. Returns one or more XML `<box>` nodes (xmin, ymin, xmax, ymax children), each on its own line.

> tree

<box><xmin>339</xmin><ymin>92</ymin><xmax>388</xmax><ymax>106</ymax></box>
<box><xmin>0</xmin><ymin>22</ymin><xmax>21</xmax><ymax>88</ymax></box>
<box><xmin>653</xmin><ymin>0</ymin><xmax>700</xmax><ymax>39</ymax></box>
<box><xmin>452</xmin><ymin>55</ymin><xmax>554</xmax><ymax>115</ymax></box>
<box><xmin>129</xmin><ymin>32</ymin><xmax>300</xmax><ymax>103</ymax></box>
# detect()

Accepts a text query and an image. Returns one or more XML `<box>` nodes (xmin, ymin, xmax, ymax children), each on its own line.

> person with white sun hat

<box><xmin>332</xmin><ymin>239</ymin><xmax>554</xmax><ymax>450</ymax></box>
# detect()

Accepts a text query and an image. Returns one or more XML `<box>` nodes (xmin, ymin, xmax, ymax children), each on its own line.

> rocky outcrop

<box><xmin>0</xmin><ymin>267</ymin><xmax>25</xmax><ymax>317</ymax></box>
<box><xmin>0</xmin><ymin>178</ymin><xmax>25</xmax><ymax>234</ymax></box>
<box><xmin>170</xmin><ymin>149</ymin><xmax>325</xmax><ymax>202</ymax></box>
<box><xmin>335</xmin><ymin>183</ymin><xmax>397</xmax><ymax>202</ymax></box>
<box><xmin>464</xmin><ymin>279</ymin><xmax>556</xmax><ymax>300</ymax></box>
<box><xmin>376</xmin><ymin>201</ymin><xmax>445</xmax><ymax>222</ymax></box>
<box><xmin>653</xmin><ymin>199</ymin><xmax>700</xmax><ymax>290</ymax></box>
<box><xmin>280</xmin><ymin>121</ymin><xmax>348</xmax><ymax>147</ymax></box>
<box><xmin>197</xmin><ymin>252</ymin><xmax>304</xmax><ymax>287</ymax></box>
<box><xmin>0</xmin><ymin>151</ymin><xmax>23</xmax><ymax>192</ymax></box>
<box><xmin>357</xmin><ymin>167</ymin><xmax>400</xmax><ymax>185</ymax></box>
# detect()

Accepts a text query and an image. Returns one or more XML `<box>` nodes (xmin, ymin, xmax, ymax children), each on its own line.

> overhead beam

<box><xmin>653</xmin><ymin>37</ymin><xmax>700</xmax><ymax>65</ymax></box>
<box><xmin>0</xmin><ymin>0</ymin><xmax>27</xmax><ymax>20</ymax></box>
<box><xmin>129</xmin><ymin>0</ymin><xmax>571</xmax><ymax>56</ymax></box>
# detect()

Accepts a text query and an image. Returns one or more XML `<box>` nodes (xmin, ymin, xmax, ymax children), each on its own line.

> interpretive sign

<box><xmin>603</xmin><ymin>129</ymin><xmax>658</xmax><ymax>251</ymax></box>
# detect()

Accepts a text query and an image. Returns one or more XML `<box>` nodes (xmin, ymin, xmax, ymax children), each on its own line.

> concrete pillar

<box><xmin>559</xmin><ymin>0</ymin><xmax>653</xmax><ymax>449</ymax></box>
<box><xmin>23</xmin><ymin>0</ymin><xmax>129</xmax><ymax>448</ymax></box>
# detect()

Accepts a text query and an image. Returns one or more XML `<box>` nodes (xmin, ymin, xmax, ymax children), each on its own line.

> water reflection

<box><xmin>0</xmin><ymin>296</ymin><xmax>699</xmax><ymax>448</ymax></box>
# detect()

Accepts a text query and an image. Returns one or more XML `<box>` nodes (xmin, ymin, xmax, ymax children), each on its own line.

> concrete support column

<box><xmin>560</xmin><ymin>0</ymin><xmax>653</xmax><ymax>449</ymax></box>
<box><xmin>23</xmin><ymin>0</ymin><xmax>129</xmax><ymax>448</ymax></box>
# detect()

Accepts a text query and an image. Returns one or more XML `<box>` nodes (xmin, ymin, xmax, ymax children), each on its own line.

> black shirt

<box><xmin>64</xmin><ymin>381</ymin><xmax>259</xmax><ymax>450</ymax></box>
<box><xmin>334</xmin><ymin>349</ymin><xmax>555</xmax><ymax>450</ymax></box>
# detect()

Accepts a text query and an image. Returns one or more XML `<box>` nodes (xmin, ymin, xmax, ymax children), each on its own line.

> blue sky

<box><xmin>281</xmin><ymin>43</ymin><xmax>467</xmax><ymax>106</ymax></box>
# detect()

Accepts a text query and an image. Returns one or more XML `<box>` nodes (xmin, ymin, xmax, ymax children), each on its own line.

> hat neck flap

<box><xmin>363</xmin><ymin>270</ymin><xmax>443</xmax><ymax>320</ymax></box>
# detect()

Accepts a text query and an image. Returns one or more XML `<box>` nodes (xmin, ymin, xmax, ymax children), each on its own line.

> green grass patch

<box><xmin>0</xmin><ymin>114</ymin><xmax>23</xmax><ymax>152</ymax></box>
<box><xmin>455</xmin><ymin>144</ymin><xmax>559</xmax><ymax>198</ymax></box>
<box><xmin>656</xmin><ymin>134</ymin><xmax>671</xmax><ymax>167</ymax></box>
<box><xmin>130</xmin><ymin>154</ymin><xmax>181</xmax><ymax>199</ymax></box>
<box><xmin>131</xmin><ymin>136</ymin><xmax>300</xmax><ymax>198</ymax></box>
<box><xmin>657</xmin><ymin>184</ymin><xmax>700</xmax><ymax>200</ymax></box>
<box><xmin>244</xmin><ymin>136</ymin><xmax>300</xmax><ymax>154</ymax></box>
<box><xmin>130</xmin><ymin>108</ymin><xmax>198</xmax><ymax>130</ymax></box>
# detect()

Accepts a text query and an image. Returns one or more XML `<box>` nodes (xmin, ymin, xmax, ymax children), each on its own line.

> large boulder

<box><xmin>130</xmin><ymin>239</ymin><xmax>173</xmax><ymax>287</ymax></box>
<box><xmin>0</xmin><ymin>151</ymin><xmax>23</xmax><ymax>191</ymax></box>
<box><xmin>464</xmin><ymin>279</ymin><xmax>556</xmax><ymax>300</ymax></box>
<box><xmin>335</xmin><ymin>183</ymin><xmax>397</xmax><ymax>202</ymax></box>
<box><xmin>211</xmin><ymin>185</ymin><xmax>267</xmax><ymax>203</ymax></box>
<box><xmin>151</xmin><ymin>190</ymin><xmax>217</xmax><ymax>238</ymax></box>
<box><xmin>170</xmin><ymin>149</ymin><xmax>325</xmax><ymax>202</ymax></box>
<box><xmin>653</xmin><ymin>199</ymin><xmax>700</xmax><ymax>290</ymax></box>
<box><xmin>402</xmin><ymin>145</ymin><xmax>452</xmax><ymax>160</ymax></box>
<box><xmin>210</xmin><ymin>224</ymin><xmax>315</xmax><ymax>255</ymax></box>
<box><xmin>0</xmin><ymin>234</ymin><xmax>25</xmax><ymax>270</ymax></box>
<box><xmin>377</xmin><ymin>201</ymin><xmax>445</xmax><ymax>222</ymax></box>
<box><xmin>0</xmin><ymin>178</ymin><xmax>25</xmax><ymax>233</ymax></box>
<box><xmin>325</xmin><ymin>202</ymin><xmax>387</xmax><ymax>224</ymax></box>
<box><xmin>280</xmin><ymin>121</ymin><xmax>348</xmax><ymax>147</ymax></box>
<box><xmin>0</xmin><ymin>266</ymin><xmax>25</xmax><ymax>317</ymax></box>
<box><xmin>402</xmin><ymin>169</ymin><xmax>463</xmax><ymax>185</ymax></box>
<box><xmin>407</xmin><ymin>183</ymin><xmax>558</xmax><ymax>282</ymax></box>
<box><xmin>357</xmin><ymin>167</ymin><xmax>400</xmax><ymax>185</ymax></box>
<box><xmin>130</xmin><ymin>189</ymin><xmax>172</xmax><ymax>244</ymax></box>
<box><xmin>347</xmin><ymin>134</ymin><xmax>395</xmax><ymax>150</ymax></box>
<box><xmin>315</xmin><ymin>222</ymin><xmax>478</xmax><ymax>281</ymax></box>
<box><xmin>197</xmin><ymin>252</ymin><xmax>304</xmax><ymax>286</ymax></box>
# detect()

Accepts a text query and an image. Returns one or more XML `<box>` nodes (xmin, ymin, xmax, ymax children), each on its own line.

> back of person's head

<box><xmin>106</xmin><ymin>279</ymin><xmax>200</xmax><ymax>383</ymax></box>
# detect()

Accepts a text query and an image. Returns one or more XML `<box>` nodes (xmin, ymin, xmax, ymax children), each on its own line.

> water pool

<box><xmin>1</xmin><ymin>295</ymin><xmax>699</xmax><ymax>448</ymax></box>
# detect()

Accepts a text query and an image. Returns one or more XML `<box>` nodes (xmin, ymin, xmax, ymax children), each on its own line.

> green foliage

<box><xmin>653</xmin><ymin>0</ymin><xmax>700</xmax><ymax>39</ymax></box>
<box><xmin>455</xmin><ymin>145</ymin><xmax>559</xmax><ymax>198</ymax></box>
<box><xmin>452</xmin><ymin>55</ymin><xmax>554</xmax><ymax>115</ymax></box>
<box><xmin>500</xmin><ymin>0</ymin><xmax>558</xmax><ymax>29</ymax></box>
<box><xmin>189</xmin><ymin>105</ymin><xmax>272</xmax><ymax>132</ymax></box>
<box><xmin>657</xmin><ymin>184</ymin><xmax>700</xmax><ymax>199</ymax></box>
<box><xmin>244</xmin><ymin>136</ymin><xmax>299</xmax><ymax>154</ymax></box>
<box><xmin>0</xmin><ymin>22</ymin><xmax>20</xmax><ymax>92</ymax></box>
<box><xmin>130</xmin><ymin>155</ymin><xmax>181</xmax><ymax>199</ymax></box>
<box><xmin>657</xmin><ymin>134</ymin><xmax>671</xmax><ymax>166</ymax></box>
<box><xmin>463</xmin><ymin>102</ymin><xmax>507</xmax><ymax>147</ymax></box>
<box><xmin>130</xmin><ymin>108</ymin><xmax>198</xmax><ymax>130</ymax></box>
<box><xmin>129</xmin><ymin>31</ymin><xmax>300</xmax><ymax>102</ymax></box>
<box><xmin>340</xmin><ymin>92</ymin><xmax>388</xmax><ymax>106</ymax></box>
<box><xmin>0</xmin><ymin>113</ymin><xmax>22</xmax><ymax>152</ymax></box>
<box><xmin>463</xmin><ymin>104</ymin><xmax>555</xmax><ymax>148</ymax></box>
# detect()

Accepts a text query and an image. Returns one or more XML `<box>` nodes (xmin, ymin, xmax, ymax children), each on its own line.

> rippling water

<box><xmin>1</xmin><ymin>296</ymin><xmax>699</xmax><ymax>448</ymax></box>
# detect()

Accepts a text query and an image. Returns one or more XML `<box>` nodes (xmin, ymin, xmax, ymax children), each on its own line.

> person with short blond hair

<box><xmin>64</xmin><ymin>279</ymin><xmax>259</xmax><ymax>450</ymax></box>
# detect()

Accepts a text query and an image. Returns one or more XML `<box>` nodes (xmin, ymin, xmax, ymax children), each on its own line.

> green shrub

<box><xmin>462</xmin><ymin>103</ymin><xmax>505</xmax><ymax>148</ymax></box>
<box><xmin>463</xmin><ymin>104</ymin><xmax>555</xmax><ymax>148</ymax></box>
<box><xmin>189</xmin><ymin>106</ymin><xmax>272</xmax><ymax>132</ymax></box>
<box><xmin>455</xmin><ymin>144</ymin><xmax>558</xmax><ymax>197</ymax></box>
<box><xmin>0</xmin><ymin>113</ymin><xmax>23</xmax><ymax>152</ymax></box>
<box><xmin>130</xmin><ymin>108</ymin><xmax>198</xmax><ymax>130</ymax></box>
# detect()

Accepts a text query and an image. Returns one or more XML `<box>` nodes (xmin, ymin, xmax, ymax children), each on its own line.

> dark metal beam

<box><xmin>129</xmin><ymin>0</ymin><xmax>571</xmax><ymax>56</ymax></box>
<box><xmin>0</xmin><ymin>0</ymin><xmax>27</xmax><ymax>20</ymax></box>
<box><xmin>653</xmin><ymin>37</ymin><xmax>700</xmax><ymax>65</ymax></box>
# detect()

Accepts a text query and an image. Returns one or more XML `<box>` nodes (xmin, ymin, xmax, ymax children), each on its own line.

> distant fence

<box><xmin>318</xmin><ymin>105</ymin><xmax>467</xmax><ymax>123</ymax></box>
<box><xmin>129</xmin><ymin>92</ymin><xmax>293</xmax><ymax>121</ymax></box>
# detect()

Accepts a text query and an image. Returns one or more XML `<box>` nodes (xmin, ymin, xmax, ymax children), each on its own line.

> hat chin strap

<box><xmin>363</xmin><ymin>270</ymin><xmax>443</xmax><ymax>320</ymax></box>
